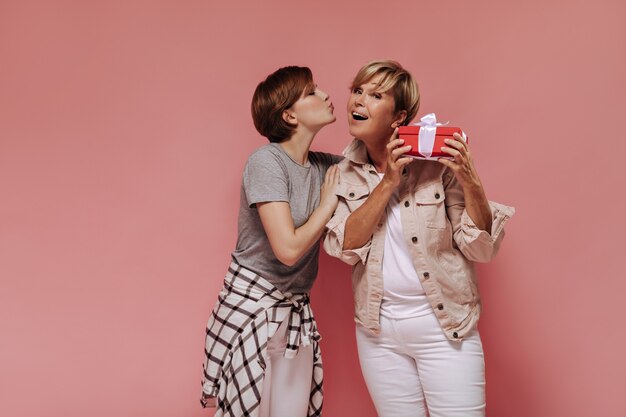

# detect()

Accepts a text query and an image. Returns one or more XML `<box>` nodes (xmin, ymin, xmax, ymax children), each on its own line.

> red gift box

<box><xmin>398</xmin><ymin>125</ymin><xmax>468</xmax><ymax>159</ymax></box>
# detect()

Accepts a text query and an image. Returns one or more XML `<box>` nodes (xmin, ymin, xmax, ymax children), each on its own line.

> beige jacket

<box><xmin>323</xmin><ymin>139</ymin><xmax>515</xmax><ymax>341</ymax></box>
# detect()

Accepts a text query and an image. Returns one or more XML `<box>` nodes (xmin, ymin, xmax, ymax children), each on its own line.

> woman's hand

<box><xmin>319</xmin><ymin>165</ymin><xmax>340</xmax><ymax>211</ymax></box>
<box><xmin>382</xmin><ymin>128</ymin><xmax>413</xmax><ymax>188</ymax></box>
<box><xmin>438</xmin><ymin>132</ymin><xmax>493</xmax><ymax>233</ymax></box>
<box><xmin>438</xmin><ymin>133</ymin><xmax>483</xmax><ymax>192</ymax></box>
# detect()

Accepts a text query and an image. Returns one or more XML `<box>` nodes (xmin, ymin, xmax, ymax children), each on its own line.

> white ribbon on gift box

<box><xmin>412</xmin><ymin>113</ymin><xmax>448</xmax><ymax>158</ymax></box>
<box><xmin>411</xmin><ymin>113</ymin><xmax>467</xmax><ymax>159</ymax></box>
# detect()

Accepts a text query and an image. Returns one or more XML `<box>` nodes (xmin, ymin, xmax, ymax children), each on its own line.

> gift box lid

<box><xmin>398</xmin><ymin>126</ymin><xmax>463</xmax><ymax>136</ymax></box>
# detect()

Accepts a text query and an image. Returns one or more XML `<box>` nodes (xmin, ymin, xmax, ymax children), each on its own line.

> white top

<box><xmin>378</xmin><ymin>173</ymin><xmax>432</xmax><ymax>318</ymax></box>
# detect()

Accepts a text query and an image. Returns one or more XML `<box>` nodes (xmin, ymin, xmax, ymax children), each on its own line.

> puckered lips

<box><xmin>351</xmin><ymin>111</ymin><xmax>368</xmax><ymax>121</ymax></box>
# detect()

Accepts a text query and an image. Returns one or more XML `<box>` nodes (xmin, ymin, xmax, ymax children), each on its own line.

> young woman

<box><xmin>201</xmin><ymin>66</ymin><xmax>341</xmax><ymax>417</ymax></box>
<box><xmin>324</xmin><ymin>60</ymin><xmax>515</xmax><ymax>417</ymax></box>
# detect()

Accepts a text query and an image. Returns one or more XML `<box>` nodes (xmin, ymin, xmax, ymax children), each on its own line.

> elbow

<box><xmin>274</xmin><ymin>248</ymin><xmax>301</xmax><ymax>267</ymax></box>
<box><xmin>342</xmin><ymin>235</ymin><xmax>359</xmax><ymax>251</ymax></box>
<box><xmin>460</xmin><ymin>246</ymin><xmax>496</xmax><ymax>263</ymax></box>
<box><xmin>279</xmin><ymin>256</ymin><xmax>298</xmax><ymax>267</ymax></box>
<box><xmin>343</xmin><ymin>236</ymin><xmax>368</xmax><ymax>252</ymax></box>
<box><xmin>454</xmin><ymin>230</ymin><xmax>500</xmax><ymax>263</ymax></box>
<box><xmin>469</xmin><ymin>254</ymin><xmax>494</xmax><ymax>264</ymax></box>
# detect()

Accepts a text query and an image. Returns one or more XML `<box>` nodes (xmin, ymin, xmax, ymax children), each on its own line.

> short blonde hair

<box><xmin>350</xmin><ymin>60</ymin><xmax>420</xmax><ymax>125</ymax></box>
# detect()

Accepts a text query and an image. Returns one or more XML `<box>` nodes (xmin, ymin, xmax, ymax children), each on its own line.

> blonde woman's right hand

<box><xmin>320</xmin><ymin>165</ymin><xmax>340</xmax><ymax>212</ymax></box>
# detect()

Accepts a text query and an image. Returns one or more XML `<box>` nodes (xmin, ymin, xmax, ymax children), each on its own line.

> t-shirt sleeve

<box><xmin>243</xmin><ymin>149</ymin><xmax>289</xmax><ymax>207</ymax></box>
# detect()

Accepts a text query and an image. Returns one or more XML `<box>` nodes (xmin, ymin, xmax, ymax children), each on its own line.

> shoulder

<box><xmin>308</xmin><ymin>151</ymin><xmax>344</xmax><ymax>168</ymax></box>
<box><xmin>247</xmin><ymin>143</ymin><xmax>282</xmax><ymax>163</ymax></box>
<box><xmin>333</xmin><ymin>155</ymin><xmax>363</xmax><ymax>179</ymax></box>
<box><xmin>335</xmin><ymin>157</ymin><xmax>355</xmax><ymax>171</ymax></box>
<box><xmin>246</xmin><ymin>144</ymin><xmax>286</xmax><ymax>168</ymax></box>
<box><xmin>244</xmin><ymin>144</ymin><xmax>289</xmax><ymax>179</ymax></box>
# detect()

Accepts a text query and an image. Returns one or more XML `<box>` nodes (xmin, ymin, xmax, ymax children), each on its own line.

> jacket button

<box><xmin>453</xmin><ymin>332</ymin><xmax>458</xmax><ymax>338</ymax></box>
<box><xmin>437</xmin><ymin>303</ymin><xmax>444</xmax><ymax>310</ymax></box>
<box><xmin>349</xmin><ymin>192</ymin><xmax>355</xmax><ymax>198</ymax></box>
<box><xmin>404</xmin><ymin>201</ymin><xmax>410</xmax><ymax>207</ymax></box>
<box><xmin>411</xmin><ymin>236</ymin><xmax>418</xmax><ymax>243</ymax></box>
<box><xmin>435</xmin><ymin>193</ymin><xmax>440</xmax><ymax>199</ymax></box>
<box><xmin>423</xmin><ymin>272</ymin><xmax>429</xmax><ymax>278</ymax></box>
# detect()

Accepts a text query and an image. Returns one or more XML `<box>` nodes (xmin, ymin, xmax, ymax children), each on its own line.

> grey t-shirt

<box><xmin>231</xmin><ymin>143</ymin><xmax>341</xmax><ymax>293</ymax></box>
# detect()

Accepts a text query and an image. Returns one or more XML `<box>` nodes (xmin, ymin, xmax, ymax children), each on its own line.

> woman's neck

<box><xmin>365</xmin><ymin>140</ymin><xmax>388</xmax><ymax>173</ymax></box>
<box><xmin>280</xmin><ymin>130</ymin><xmax>316</xmax><ymax>165</ymax></box>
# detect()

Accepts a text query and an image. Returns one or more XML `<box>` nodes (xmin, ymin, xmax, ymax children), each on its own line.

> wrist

<box><xmin>379</xmin><ymin>176</ymin><xmax>398</xmax><ymax>192</ymax></box>
<box><xmin>462</xmin><ymin>180</ymin><xmax>485</xmax><ymax>197</ymax></box>
<box><xmin>319</xmin><ymin>196</ymin><xmax>338</xmax><ymax>212</ymax></box>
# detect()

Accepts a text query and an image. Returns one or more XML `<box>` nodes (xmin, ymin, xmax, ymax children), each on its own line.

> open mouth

<box><xmin>352</xmin><ymin>111</ymin><xmax>368</xmax><ymax>121</ymax></box>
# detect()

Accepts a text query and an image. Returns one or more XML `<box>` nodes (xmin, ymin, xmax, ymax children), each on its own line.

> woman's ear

<box><xmin>282</xmin><ymin>110</ymin><xmax>298</xmax><ymax>126</ymax></box>
<box><xmin>392</xmin><ymin>110</ymin><xmax>408</xmax><ymax>128</ymax></box>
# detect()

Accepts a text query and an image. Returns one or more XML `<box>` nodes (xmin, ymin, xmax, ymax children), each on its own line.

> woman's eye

<box><xmin>352</xmin><ymin>88</ymin><xmax>362</xmax><ymax>94</ymax></box>
<box><xmin>373</xmin><ymin>93</ymin><xmax>382</xmax><ymax>99</ymax></box>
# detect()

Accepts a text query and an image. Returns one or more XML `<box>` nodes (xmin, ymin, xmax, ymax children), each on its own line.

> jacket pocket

<box><xmin>414</xmin><ymin>183</ymin><xmax>447</xmax><ymax>229</ymax></box>
<box><xmin>337</xmin><ymin>183</ymin><xmax>371</xmax><ymax>212</ymax></box>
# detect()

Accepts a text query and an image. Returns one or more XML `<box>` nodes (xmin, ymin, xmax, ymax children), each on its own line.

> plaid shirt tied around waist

<box><xmin>201</xmin><ymin>262</ymin><xmax>323</xmax><ymax>416</ymax></box>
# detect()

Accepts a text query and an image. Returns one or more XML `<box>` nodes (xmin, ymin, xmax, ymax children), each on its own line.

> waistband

<box><xmin>225</xmin><ymin>262</ymin><xmax>320</xmax><ymax>358</ymax></box>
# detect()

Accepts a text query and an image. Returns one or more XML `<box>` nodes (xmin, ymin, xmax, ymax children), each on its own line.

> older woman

<box><xmin>202</xmin><ymin>66</ymin><xmax>340</xmax><ymax>417</ymax></box>
<box><xmin>324</xmin><ymin>60</ymin><xmax>515</xmax><ymax>417</ymax></box>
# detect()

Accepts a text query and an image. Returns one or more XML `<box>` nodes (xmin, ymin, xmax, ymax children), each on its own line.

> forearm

<box><xmin>288</xmin><ymin>202</ymin><xmax>337</xmax><ymax>261</ymax></box>
<box><xmin>462</xmin><ymin>184</ymin><xmax>493</xmax><ymax>233</ymax></box>
<box><xmin>258</xmin><ymin>200</ymin><xmax>337</xmax><ymax>266</ymax></box>
<box><xmin>344</xmin><ymin>179</ymin><xmax>395</xmax><ymax>250</ymax></box>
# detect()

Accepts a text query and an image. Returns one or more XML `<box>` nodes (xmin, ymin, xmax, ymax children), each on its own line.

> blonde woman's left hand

<box><xmin>437</xmin><ymin>132</ymin><xmax>483</xmax><ymax>191</ymax></box>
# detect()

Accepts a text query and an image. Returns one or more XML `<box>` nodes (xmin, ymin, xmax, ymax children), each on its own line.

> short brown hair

<box><xmin>350</xmin><ymin>60</ymin><xmax>420</xmax><ymax>125</ymax></box>
<box><xmin>251</xmin><ymin>66</ymin><xmax>315</xmax><ymax>143</ymax></box>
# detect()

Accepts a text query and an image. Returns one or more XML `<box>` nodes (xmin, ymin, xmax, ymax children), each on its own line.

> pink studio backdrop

<box><xmin>1</xmin><ymin>1</ymin><xmax>624</xmax><ymax>416</ymax></box>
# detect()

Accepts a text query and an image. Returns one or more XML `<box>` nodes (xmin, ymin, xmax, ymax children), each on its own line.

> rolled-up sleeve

<box><xmin>323</xmin><ymin>200</ymin><xmax>371</xmax><ymax>266</ymax></box>
<box><xmin>443</xmin><ymin>168</ymin><xmax>515</xmax><ymax>263</ymax></box>
<box><xmin>455</xmin><ymin>201</ymin><xmax>515</xmax><ymax>262</ymax></box>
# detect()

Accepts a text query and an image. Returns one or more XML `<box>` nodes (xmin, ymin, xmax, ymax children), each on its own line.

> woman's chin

<box><xmin>321</xmin><ymin>115</ymin><xmax>336</xmax><ymax>127</ymax></box>
<box><xmin>348</xmin><ymin>124</ymin><xmax>360</xmax><ymax>138</ymax></box>
<box><xmin>349</xmin><ymin>125</ymin><xmax>374</xmax><ymax>142</ymax></box>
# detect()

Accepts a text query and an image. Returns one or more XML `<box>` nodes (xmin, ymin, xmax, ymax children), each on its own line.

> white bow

<box><xmin>412</xmin><ymin>113</ymin><xmax>448</xmax><ymax>158</ymax></box>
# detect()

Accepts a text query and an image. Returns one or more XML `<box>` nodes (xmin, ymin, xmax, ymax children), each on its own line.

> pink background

<box><xmin>1</xmin><ymin>1</ymin><xmax>625</xmax><ymax>416</ymax></box>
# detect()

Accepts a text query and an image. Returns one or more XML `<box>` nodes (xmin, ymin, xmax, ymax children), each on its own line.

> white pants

<box><xmin>356</xmin><ymin>311</ymin><xmax>486</xmax><ymax>417</ymax></box>
<box><xmin>259</xmin><ymin>319</ymin><xmax>313</xmax><ymax>417</ymax></box>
